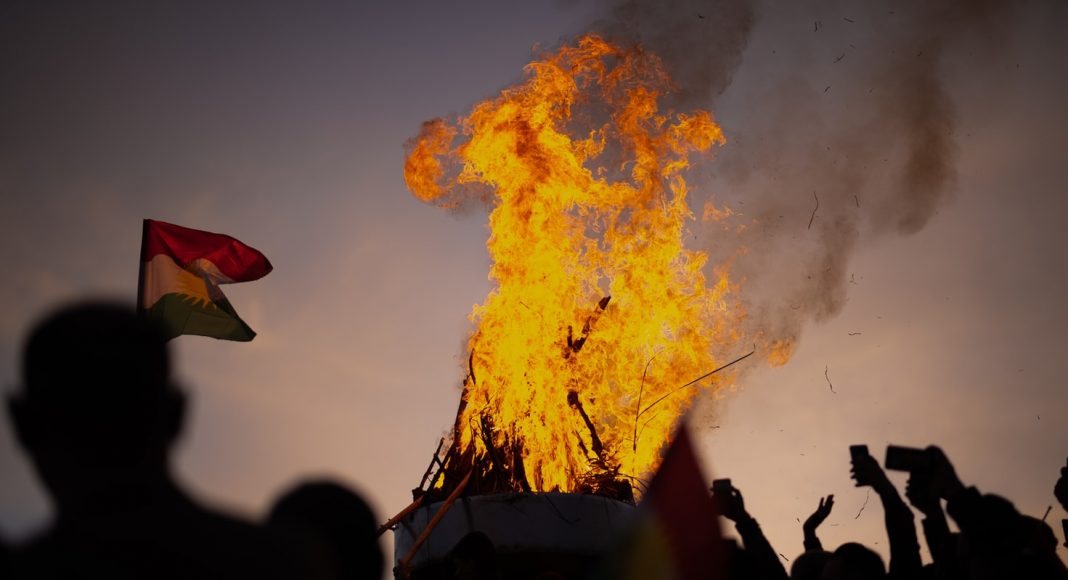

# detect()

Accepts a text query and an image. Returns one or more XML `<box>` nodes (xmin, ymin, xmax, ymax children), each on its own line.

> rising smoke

<box><xmin>593</xmin><ymin>0</ymin><xmax>1024</xmax><ymax>352</ymax></box>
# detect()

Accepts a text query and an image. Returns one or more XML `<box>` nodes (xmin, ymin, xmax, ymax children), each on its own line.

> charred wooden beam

<box><xmin>434</xmin><ymin>443</ymin><xmax>474</xmax><ymax>504</ymax></box>
<box><xmin>451</xmin><ymin>385</ymin><xmax>470</xmax><ymax>450</ymax></box>
<box><xmin>377</xmin><ymin>495</ymin><xmax>424</xmax><ymax>537</ymax></box>
<box><xmin>415</xmin><ymin>437</ymin><xmax>446</xmax><ymax>496</ymax></box>
<box><xmin>565</xmin><ymin>296</ymin><xmax>611</xmax><ymax>356</ymax></box>
<box><xmin>575</xmin><ymin>432</ymin><xmax>589</xmax><ymax>457</ymax></box>
<box><xmin>567</xmin><ymin>390</ymin><xmax>604</xmax><ymax>459</ymax></box>
<box><xmin>424</xmin><ymin>454</ymin><xmax>447</xmax><ymax>500</ymax></box>
<box><xmin>511</xmin><ymin>435</ymin><xmax>532</xmax><ymax>493</ymax></box>
<box><xmin>467</xmin><ymin>350</ymin><xmax>477</xmax><ymax>385</ymax></box>
<box><xmin>479</xmin><ymin>414</ymin><xmax>506</xmax><ymax>490</ymax></box>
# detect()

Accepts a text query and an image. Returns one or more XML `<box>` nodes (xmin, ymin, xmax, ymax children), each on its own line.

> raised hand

<box><xmin>801</xmin><ymin>494</ymin><xmax>834</xmax><ymax>552</ymax></box>
<box><xmin>712</xmin><ymin>485</ymin><xmax>750</xmax><ymax>523</ymax></box>
<box><xmin>905</xmin><ymin>472</ymin><xmax>941</xmax><ymax>517</ymax></box>
<box><xmin>851</xmin><ymin>453</ymin><xmax>892</xmax><ymax>493</ymax></box>
<box><xmin>924</xmin><ymin>446</ymin><xmax>965</xmax><ymax>500</ymax></box>
<box><xmin>803</xmin><ymin>494</ymin><xmax>835</xmax><ymax>532</ymax></box>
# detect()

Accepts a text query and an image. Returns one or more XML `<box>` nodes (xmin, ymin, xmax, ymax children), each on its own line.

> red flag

<box><xmin>592</xmin><ymin>422</ymin><xmax>725</xmax><ymax>580</ymax></box>
<box><xmin>643</xmin><ymin>424</ymin><xmax>725</xmax><ymax>579</ymax></box>
<box><xmin>138</xmin><ymin>219</ymin><xmax>272</xmax><ymax>341</ymax></box>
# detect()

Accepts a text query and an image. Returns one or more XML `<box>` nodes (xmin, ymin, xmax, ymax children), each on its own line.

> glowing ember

<box><xmin>404</xmin><ymin>35</ymin><xmax>759</xmax><ymax>498</ymax></box>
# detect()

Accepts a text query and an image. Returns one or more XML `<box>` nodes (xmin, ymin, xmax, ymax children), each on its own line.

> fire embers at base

<box><xmin>404</xmin><ymin>34</ymin><xmax>750</xmax><ymax>498</ymax></box>
<box><xmin>427</xmin><ymin>416</ymin><xmax>633</xmax><ymax>505</ymax></box>
<box><xmin>420</xmin><ymin>337</ymin><xmax>634</xmax><ymax>505</ymax></box>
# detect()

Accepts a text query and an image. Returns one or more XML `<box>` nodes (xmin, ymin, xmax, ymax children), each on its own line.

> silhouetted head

<box><xmin>958</xmin><ymin>509</ymin><xmax>1064</xmax><ymax>580</ymax></box>
<box><xmin>976</xmin><ymin>494</ymin><xmax>1020</xmax><ymax>532</ymax></box>
<box><xmin>450</xmin><ymin>531</ymin><xmax>497</xmax><ymax>580</ymax></box>
<box><xmin>1017</xmin><ymin>516</ymin><xmax>1057</xmax><ymax>554</ymax></box>
<box><xmin>8</xmin><ymin>302</ymin><xmax>183</xmax><ymax>507</ymax></box>
<box><xmin>267</xmin><ymin>480</ymin><xmax>383</xmax><ymax>580</ymax></box>
<box><xmin>792</xmin><ymin>550</ymin><xmax>831</xmax><ymax>580</ymax></box>
<box><xmin>821</xmin><ymin>543</ymin><xmax>886</xmax><ymax>580</ymax></box>
<box><xmin>964</xmin><ymin>494</ymin><xmax>1043</xmax><ymax>551</ymax></box>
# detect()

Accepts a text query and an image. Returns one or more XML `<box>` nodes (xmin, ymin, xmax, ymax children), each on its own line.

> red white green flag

<box><xmin>138</xmin><ymin>219</ymin><xmax>272</xmax><ymax>341</ymax></box>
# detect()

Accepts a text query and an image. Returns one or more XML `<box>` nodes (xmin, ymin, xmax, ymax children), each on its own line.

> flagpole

<box><xmin>136</xmin><ymin>219</ymin><xmax>149</xmax><ymax>313</ymax></box>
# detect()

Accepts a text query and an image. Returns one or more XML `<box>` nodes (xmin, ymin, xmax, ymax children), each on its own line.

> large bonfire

<box><xmin>403</xmin><ymin>35</ymin><xmax>773</xmax><ymax>502</ymax></box>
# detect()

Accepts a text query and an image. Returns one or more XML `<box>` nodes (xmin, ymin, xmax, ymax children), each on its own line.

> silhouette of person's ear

<box><xmin>6</xmin><ymin>393</ymin><xmax>34</xmax><ymax>451</ymax></box>
<box><xmin>6</xmin><ymin>392</ymin><xmax>53</xmax><ymax>454</ymax></box>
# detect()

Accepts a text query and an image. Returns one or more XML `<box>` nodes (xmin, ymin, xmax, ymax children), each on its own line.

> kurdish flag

<box><xmin>138</xmin><ymin>219</ymin><xmax>272</xmax><ymax>341</ymax></box>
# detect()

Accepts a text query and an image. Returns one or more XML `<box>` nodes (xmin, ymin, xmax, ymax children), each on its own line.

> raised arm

<box><xmin>851</xmin><ymin>452</ymin><xmax>922</xmax><ymax>580</ymax></box>
<box><xmin>802</xmin><ymin>494</ymin><xmax>834</xmax><ymax>552</ymax></box>
<box><xmin>905</xmin><ymin>470</ymin><xmax>955</xmax><ymax>576</ymax></box>
<box><xmin>713</xmin><ymin>483</ymin><xmax>788</xmax><ymax>580</ymax></box>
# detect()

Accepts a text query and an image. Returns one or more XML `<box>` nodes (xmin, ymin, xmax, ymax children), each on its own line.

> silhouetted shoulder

<box><xmin>268</xmin><ymin>480</ymin><xmax>383</xmax><ymax>580</ymax></box>
<box><xmin>11</xmin><ymin>495</ymin><xmax>320</xmax><ymax>579</ymax></box>
<box><xmin>8</xmin><ymin>302</ymin><xmax>327</xmax><ymax>579</ymax></box>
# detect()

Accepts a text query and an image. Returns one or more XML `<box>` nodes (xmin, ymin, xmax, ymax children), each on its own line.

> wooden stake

<box><xmin>396</xmin><ymin>469</ymin><xmax>474</xmax><ymax>579</ymax></box>
<box><xmin>637</xmin><ymin>350</ymin><xmax>755</xmax><ymax>419</ymax></box>
<box><xmin>416</xmin><ymin>437</ymin><xmax>445</xmax><ymax>492</ymax></box>
<box><xmin>376</xmin><ymin>496</ymin><xmax>424</xmax><ymax>537</ymax></box>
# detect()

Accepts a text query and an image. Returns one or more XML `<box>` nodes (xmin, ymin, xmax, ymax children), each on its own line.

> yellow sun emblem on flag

<box><xmin>172</xmin><ymin>266</ymin><xmax>217</xmax><ymax>310</ymax></box>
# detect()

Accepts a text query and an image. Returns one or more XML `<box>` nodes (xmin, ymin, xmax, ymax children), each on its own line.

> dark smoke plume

<box><xmin>585</xmin><ymin>0</ymin><xmax>1024</xmax><ymax>351</ymax></box>
<box><xmin>598</xmin><ymin>0</ymin><xmax>755</xmax><ymax>107</ymax></box>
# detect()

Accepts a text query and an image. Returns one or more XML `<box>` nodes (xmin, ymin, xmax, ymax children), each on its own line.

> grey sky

<box><xmin>2</xmin><ymin>0</ymin><xmax>1066</xmax><ymax>573</ymax></box>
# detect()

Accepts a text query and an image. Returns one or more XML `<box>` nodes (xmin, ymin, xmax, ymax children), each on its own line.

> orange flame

<box><xmin>404</xmin><ymin>35</ymin><xmax>756</xmax><ymax>494</ymax></box>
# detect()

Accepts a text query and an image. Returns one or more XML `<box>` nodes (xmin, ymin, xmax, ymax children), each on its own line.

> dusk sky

<box><xmin>2</xmin><ymin>0</ymin><xmax>1066</xmax><ymax>573</ymax></box>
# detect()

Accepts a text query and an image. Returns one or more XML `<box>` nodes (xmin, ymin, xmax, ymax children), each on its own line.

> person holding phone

<box><xmin>900</xmin><ymin>445</ymin><xmax>1068</xmax><ymax>579</ymax></box>
<box><xmin>849</xmin><ymin>445</ymin><xmax>923</xmax><ymax>580</ymax></box>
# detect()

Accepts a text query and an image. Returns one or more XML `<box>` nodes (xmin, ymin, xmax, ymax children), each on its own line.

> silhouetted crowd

<box><xmin>1</xmin><ymin>301</ymin><xmax>1066</xmax><ymax>579</ymax></box>
<box><xmin>710</xmin><ymin>448</ymin><xmax>1068</xmax><ymax>580</ymax></box>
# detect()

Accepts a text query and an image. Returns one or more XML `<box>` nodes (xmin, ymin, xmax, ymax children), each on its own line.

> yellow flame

<box><xmin>404</xmin><ymin>119</ymin><xmax>456</xmax><ymax>203</ymax></box>
<box><xmin>405</xmin><ymin>35</ymin><xmax>767</xmax><ymax>494</ymax></box>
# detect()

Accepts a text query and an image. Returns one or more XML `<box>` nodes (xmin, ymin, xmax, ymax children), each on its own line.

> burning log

<box><xmin>635</xmin><ymin>349</ymin><xmax>756</xmax><ymax>420</ymax></box>
<box><xmin>413</xmin><ymin>437</ymin><xmax>445</xmax><ymax>499</ymax></box>
<box><xmin>564</xmin><ymin>296</ymin><xmax>610</xmax><ymax>357</ymax></box>
<box><xmin>567</xmin><ymin>390</ymin><xmax>604</xmax><ymax>460</ymax></box>
<box><xmin>423</xmin><ymin>294</ymin><xmax>639</xmax><ymax>504</ymax></box>
<box><xmin>567</xmin><ymin>391</ymin><xmax>634</xmax><ymax>503</ymax></box>
<box><xmin>474</xmin><ymin>415</ymin><xmax>533</xmax><ymax>495</ymax></box>
<box><xmin>478</xmin><ymin>415</ymin><xmax>504</xmax><ymax>485</ymax></box>
<box><xmin>467</xmin><ymin>350</ymin><xmax>476</xmax><ymax>386</ymax></box>
<box><xmin>510</xmin><ymin>434</ymin><xmax>532</xmax><ymax>493</ymax></box>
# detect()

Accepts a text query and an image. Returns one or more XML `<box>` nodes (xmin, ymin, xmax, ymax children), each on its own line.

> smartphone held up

<box><xmin>885</xmin><ymin>445</ymin><xmax>929</xmax><ymax>472</ymax></box>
